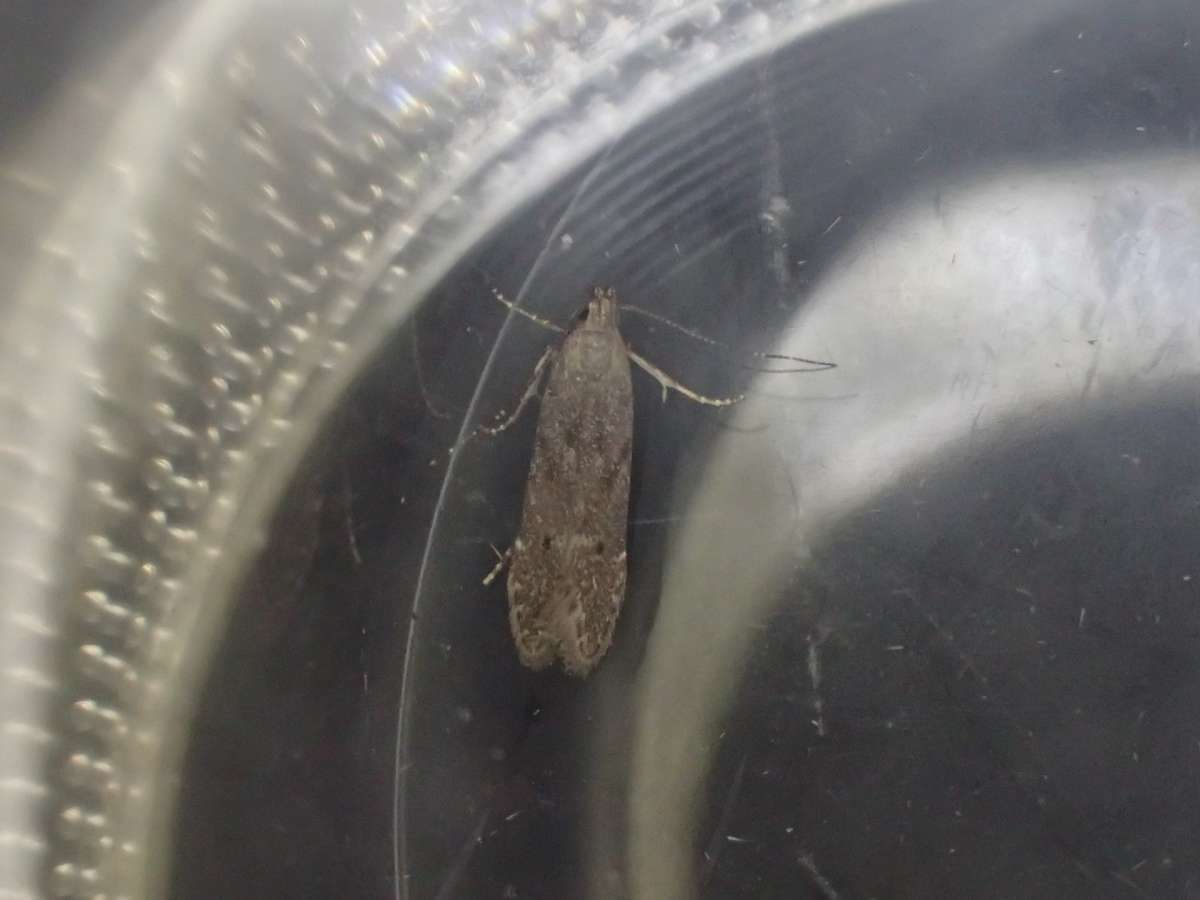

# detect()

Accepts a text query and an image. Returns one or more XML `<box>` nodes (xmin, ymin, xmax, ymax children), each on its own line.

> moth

<box><xmin>506</xmin><ymin>288</ymin><xmax>634</xmax><ymax>675</ymax></box>
<box><xmin>480</xmin><ymin>287</ymin><xmax>833</xmax><ymax>676</ymax></box>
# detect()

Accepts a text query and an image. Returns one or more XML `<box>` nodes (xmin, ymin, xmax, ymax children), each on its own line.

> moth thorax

<box><xmin>578</xmin><ymin>332</ymin><xmax>614</xmax><ymax>376</ymax></box>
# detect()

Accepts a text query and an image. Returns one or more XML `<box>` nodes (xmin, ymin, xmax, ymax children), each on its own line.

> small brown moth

<box><xmin>507</xmin><ymin>288</ymin><xmax>634</xmax><ymax>675</ymax></box>
<box><xmin>480</xmin><ymin>286</ymin><xmax>833</xmax><ymax>676</ymax></box>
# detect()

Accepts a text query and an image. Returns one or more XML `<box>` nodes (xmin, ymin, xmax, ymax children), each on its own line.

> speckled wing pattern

<box><xmin>507</xmin><ymin>290</ymin><xmax>634</xmax><ymax>676</ymax></box>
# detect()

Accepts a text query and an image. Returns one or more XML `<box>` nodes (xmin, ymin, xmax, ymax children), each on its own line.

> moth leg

<box><xmin>482</xmin><ymin>543</ymin><xmax>512</xmax><ymax>586</ymax></box>
<box><xmin>472</xmin><ymin>345</ymin><xmax>557</xmax><ymax>439</ymax></box>
<box><xmin>490</xmin><ymin>287</ymin><xmax>566</xmax><ymax>335</ymax></box>
<box><xmin>627</xmin><ymin>348</ymin><xmax>745</xmax><ymax>408</ymax></box>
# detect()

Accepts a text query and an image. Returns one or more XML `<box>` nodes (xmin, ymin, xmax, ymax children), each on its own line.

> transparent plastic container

<box><xmin>2</xmin><ymin>0</ymin><xmax>1200</xmax><ymax>897</ymax></box>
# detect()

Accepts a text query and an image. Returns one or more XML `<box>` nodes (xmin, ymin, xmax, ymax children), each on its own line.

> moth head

<box><xmin>583</xmin><ymin>286</ymin><xmax>619</xmax><ymax>329</ymax></box>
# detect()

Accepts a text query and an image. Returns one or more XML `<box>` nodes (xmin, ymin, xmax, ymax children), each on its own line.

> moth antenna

<box><xmin>471</xmin><ymin>346</ymin><xmax>557</xmax><ymax>439</ymax></box>
<box><xmin>490</xmin><ymin>286</ymin><xmax>566</xmax><ymax>334</ymax></box>
<box><xmin>627</xmin><ymin>348</ymin><xmax>744</xmax><ymax>408</ymax></box>
<box><xmin>621</xmin><ymin>303</ymin><xmax>836</xmax><ymax>372</ymax></box>
<box><xmin>411</xmin><ymin>327</ymin><xmax>455</xmax><ymax>420</ymax></box>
